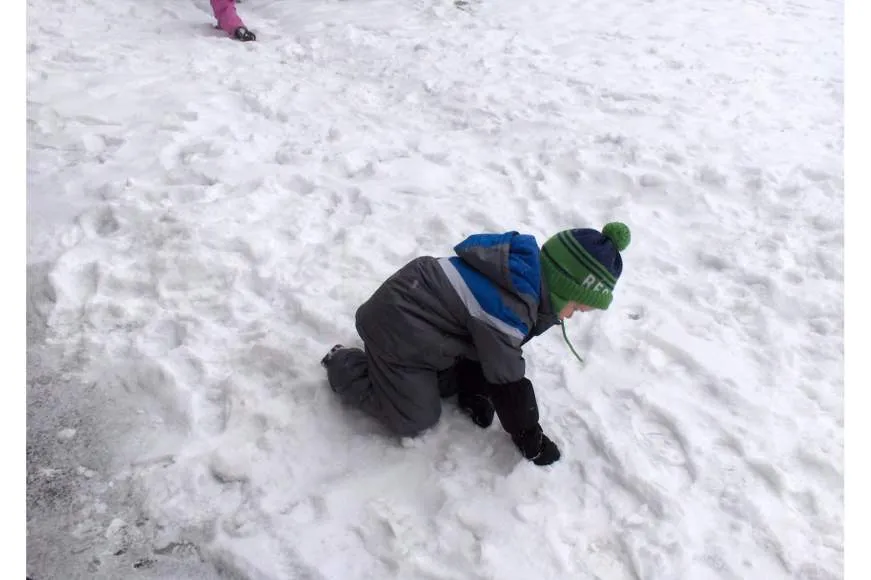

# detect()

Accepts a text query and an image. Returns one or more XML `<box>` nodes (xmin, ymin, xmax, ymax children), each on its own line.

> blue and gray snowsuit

<box><xmin>324</xmin><ymin>232</ymin><xmax>562</xmax><ymax>464</ymax></box>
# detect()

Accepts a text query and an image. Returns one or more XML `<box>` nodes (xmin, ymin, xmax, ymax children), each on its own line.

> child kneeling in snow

<box><xmin>321</xmin><ymin>223</ymin><xmax>631</xmax><ymax>467</ymax></box>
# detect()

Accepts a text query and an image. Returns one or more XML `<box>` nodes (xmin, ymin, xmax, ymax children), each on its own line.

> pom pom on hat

<box><xmin>601</xmin><ymin>222</ymin><xmax>631</xmax><ymax>252</ymax></box>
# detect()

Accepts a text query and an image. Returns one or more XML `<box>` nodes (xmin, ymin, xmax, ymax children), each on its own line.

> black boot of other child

<box><xmin>234</xmin><ymin>26</ymin><xmax>256</xmax><ymax>42</ymax></box>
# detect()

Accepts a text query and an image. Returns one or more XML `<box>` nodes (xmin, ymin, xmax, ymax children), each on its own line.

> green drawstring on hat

<box><xmin>560</xmin><ymin>322</ymin><xmax>585</xmax><ymax>366</ymax></box>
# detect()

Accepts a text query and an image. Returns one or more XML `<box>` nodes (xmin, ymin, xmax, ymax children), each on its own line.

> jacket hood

<box><xmin>454</xmin><ymin>231</ymin><xmax>541</xmax><ymax>300</ymax></box>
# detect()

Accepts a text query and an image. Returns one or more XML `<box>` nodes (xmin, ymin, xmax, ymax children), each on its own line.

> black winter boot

<box><xmin>454</xmin><ymin>359</ymin><xmax>495</xmax><ymax>428</ymax></box>
<box><xmin>320</xmin><ymin>344</ymin><xmax>345</xmax><ymax>368</ymax></box>
<box><xmin>234</xmin><ymin>26</ymin><xmax>256</xmax><ymax>41</ymax></box>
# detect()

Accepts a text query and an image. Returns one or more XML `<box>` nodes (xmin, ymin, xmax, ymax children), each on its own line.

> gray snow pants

<box><xmin>325</xmin><ymin>347</ymin><xmax>457</xmax><ymax>437</ymax></box>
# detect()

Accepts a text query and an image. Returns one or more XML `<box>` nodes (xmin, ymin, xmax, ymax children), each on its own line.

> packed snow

<box><xmin>26</xmin><ymin>0</ymin><xmax>843</xmax><ymax>578</ymax></box>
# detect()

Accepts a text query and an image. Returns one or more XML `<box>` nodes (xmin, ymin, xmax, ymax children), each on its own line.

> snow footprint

<box><xmin>353</xmin><ymin>499</ymin><xmax>435</xmax><ymax>576</ymax></box>
<box><xmin>282</xmin><ymin>495</ymin><xmax>327</xmax><ymax>527</ymax></box>
<box><xmin>620</xmin><ymin>391</ymin><xmax>697</xmax><ymax>493</ymax></box>
<box><xmin>135</xmin><ymin>318</ymin><xmax>187</xmax><ymax>357</ymax></box>
<box><xmin>76</xmin><ymin>205</ymin><xmax>121</xmax><ymax>238</ymax></box>
<box><xmin>714</xmin><ymin>428</ymin><xmax>791</xmax><ymax>502</ymax></box>
<box><xmin>582</xmin><ymin>533</ymin><xmax>644</xmax><ymax>580</ymax></box>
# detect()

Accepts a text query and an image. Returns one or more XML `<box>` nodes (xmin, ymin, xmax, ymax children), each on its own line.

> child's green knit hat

<box><xmin>540</xmin><ymin>222</ymin><xmax>631</xmax><ymax>312</ymax></box>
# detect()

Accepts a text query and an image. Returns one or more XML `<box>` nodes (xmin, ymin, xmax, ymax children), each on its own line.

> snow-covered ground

<box><xmin>26</xmin><ymin>0</ymin><xmax>844</xmax><ymax>578</ymax></box>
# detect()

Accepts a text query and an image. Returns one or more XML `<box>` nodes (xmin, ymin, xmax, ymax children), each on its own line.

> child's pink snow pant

<box><xmin>211</xmin><ymin>0</ymin><xmax>245</xmax><ymax>35</ymax></box>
